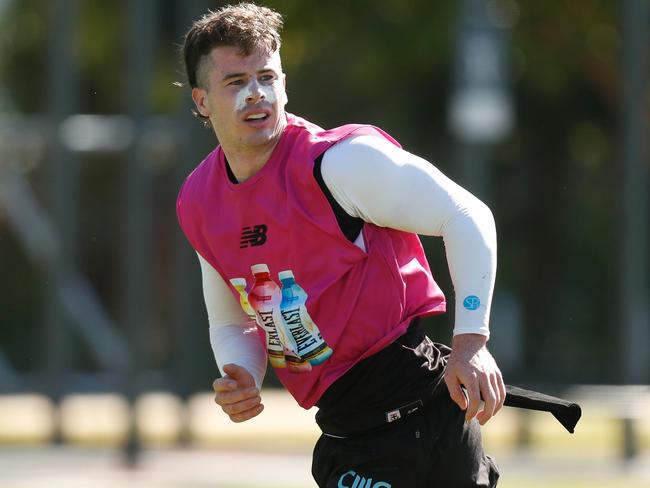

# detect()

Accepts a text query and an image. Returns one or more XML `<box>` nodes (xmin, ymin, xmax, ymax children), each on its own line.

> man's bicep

<box><xmin>321</xmin><ymin>134</ymin><xmax>463</xmax><ymax>235</ymax></box>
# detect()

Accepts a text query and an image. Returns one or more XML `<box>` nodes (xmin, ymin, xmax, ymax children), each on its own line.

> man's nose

<box><xmin>246</xmin><ymin>80</ymin><xmax>265</xmax><ymax>104</ymax></box>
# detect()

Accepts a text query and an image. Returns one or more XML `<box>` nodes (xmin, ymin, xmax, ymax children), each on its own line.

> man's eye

<box><xmin>228</xmin><ymin>79</ymin><xmax>244</xmax><ymax>86</ymax></box>
<box><xmin>259</xmin><ymin>74</ymin><xmax>274</xmax><ymax>82</ymax></box>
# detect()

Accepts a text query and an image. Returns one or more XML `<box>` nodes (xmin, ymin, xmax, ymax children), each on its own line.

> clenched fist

<box><xmin>213</xmin><ymin>363</ymin><xmax>264</xmax><ymax>423</ymax></box>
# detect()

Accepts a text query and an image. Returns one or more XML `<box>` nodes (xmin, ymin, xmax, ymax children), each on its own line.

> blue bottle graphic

<box><xmin>278</xmin><ymin>270</ymin><xmax>333</xmax><ymax>365</ymax></box>
<box><xmin>248</xmin><ymin>264</ymin><xmax>310</xmax><ymax>372</ymax></box>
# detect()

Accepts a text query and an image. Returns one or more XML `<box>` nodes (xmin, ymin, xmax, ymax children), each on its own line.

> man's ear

<box><xmin>191</xmin><ymin>87</ymin><xmax>210</xmax><ymax>117</ymax></box>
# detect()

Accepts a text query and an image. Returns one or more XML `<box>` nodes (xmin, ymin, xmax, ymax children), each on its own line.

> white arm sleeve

<box><xmin>321</xmin><ymin>135</ymin><xmax>496</xmax><ymax>337</ymax></box>
<box><xmin>198</xmin><ymin>253</ymin><xmax>267</xmax><ymax>388</ymax></box>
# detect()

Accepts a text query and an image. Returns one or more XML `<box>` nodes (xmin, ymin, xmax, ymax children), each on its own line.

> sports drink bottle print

<box><xmin>229</xmin><ymin>277</ymin><xmax>256</xmax><ymax>322</ymax></box>
<box><xmin>247</xmin><ymin>264</ymin><xmax>310</xmax><ymax>372</ymax></box>
<box><xmin>278</xmin><ymin>270</ymin><xmax>333</xmax><ymax>365</ymax></box>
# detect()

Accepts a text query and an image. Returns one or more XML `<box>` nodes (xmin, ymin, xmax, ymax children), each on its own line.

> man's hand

<box><xmin>444</xmin><ymin>333</ymin><xmax>505</xmax><ymax>425</ymax></box>
<box><xmin>213</xmin><ymin>363</ymin><xmax>264</xmax><ymax>423</ymax></box>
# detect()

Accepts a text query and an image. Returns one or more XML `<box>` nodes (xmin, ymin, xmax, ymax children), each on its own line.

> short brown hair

<box><xmin>183</xmin><ymin>3</ymin><xmax>284</xmax><ymax>89</ymax></box>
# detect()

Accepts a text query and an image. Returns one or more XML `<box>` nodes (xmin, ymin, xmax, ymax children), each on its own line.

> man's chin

<box><xmin>247</xmin><ymin>126</ymin><xmax>283</xmax><ymax>146</ymax></box>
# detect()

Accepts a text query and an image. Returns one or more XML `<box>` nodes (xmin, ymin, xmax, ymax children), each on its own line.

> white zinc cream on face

<box><xmin>234</xmin><ymin>81</ymin><xmax>278</xmax><ymax>112</ymax></box>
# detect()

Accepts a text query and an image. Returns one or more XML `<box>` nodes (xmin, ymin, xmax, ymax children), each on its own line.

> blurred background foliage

<box><xmin>0</xmin><ymin>0</ymin><xmax>647</xmax><ymax>394</ymax></box>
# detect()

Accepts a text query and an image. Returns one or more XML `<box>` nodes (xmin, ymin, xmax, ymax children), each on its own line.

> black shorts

<box><xmin>312</xmin><ymin>391</ymin><xmax>499</xmax><ymax>488</ymax></box>
<box><xmin>311</xmin><ymin>320</ymin><xmax>499</xmax><ymax>488</ymax></box>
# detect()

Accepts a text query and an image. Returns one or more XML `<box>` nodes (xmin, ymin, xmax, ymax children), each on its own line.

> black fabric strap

<box><xmin>224</xmin><ymin>157</ymin><xmax>238</xmax><ymax>183</ymax></box>
<box><xmin>316</xmin><ymin>321</ymin><xmax>583</xmax><ymax>437</ymax></box>
<box><xmin>503</xmin><ymin>385</ymin><xmax>582</xmax><ymax>434</ymax></box>
<box><xmin>313</xmin><ymin>154</ymin><xmax>364</xmax><ymax>243</ymax></box>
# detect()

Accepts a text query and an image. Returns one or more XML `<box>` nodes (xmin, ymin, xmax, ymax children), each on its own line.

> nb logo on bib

<box><xmin>240</xmin><ymin>224</ymin><xmax>268</xmax><ymax>248</ymax></box>
<box><xmin>338</xmin><ymin>470</ymin><xmax>391</xmax><ymax>488</ymax></box>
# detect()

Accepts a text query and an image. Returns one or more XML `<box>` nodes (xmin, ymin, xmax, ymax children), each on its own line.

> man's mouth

<box><xmin>244</xmin><ymin>113</ymin><xmax>269</xmax><ymax>121</ymax></box>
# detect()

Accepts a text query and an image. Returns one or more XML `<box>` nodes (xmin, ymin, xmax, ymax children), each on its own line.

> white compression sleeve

<box><xmin>321</xmin><ymin>135</ymin><xmax>496</xmax><ymax>337</ymax></box>
<box><xmin>198</xmin><ymin>253</ymin><xmax>267</xmax><ymax>388</ymax></box>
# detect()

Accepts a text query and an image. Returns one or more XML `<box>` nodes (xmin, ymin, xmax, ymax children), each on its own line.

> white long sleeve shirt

<box><xmin>201</xmin><ymin>134</ymin><xmax>497</xmax><ymax>388</ymax></box>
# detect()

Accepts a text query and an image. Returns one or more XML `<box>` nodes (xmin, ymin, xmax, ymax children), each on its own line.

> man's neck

<box><xmin>223</xmin><ymin>142</ymin><xmax>278</xmax><ymax>183</ymax></box>
<box><xmin>221</xmin><ymin>116</ymin><xmax>288</xmax><ymax>183</ymax></box>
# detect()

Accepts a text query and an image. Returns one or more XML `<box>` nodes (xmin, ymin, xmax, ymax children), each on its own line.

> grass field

<box><xmin>1</xmin><ymin>390</ymin><xmax>649</xmax><ymax>487</ymax></box>
<box><xmin>1</xmin><ymin>445</ymin><xmax>648</xmax><ymax>488</ymax></box>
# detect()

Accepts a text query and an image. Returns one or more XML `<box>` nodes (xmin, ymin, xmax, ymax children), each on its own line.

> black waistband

<box><xmin>315</xmin><ymin>320</ymin><xmax>584</xmax><ymax>437</ymax></box>
<box><xmin>315</xmin><ymin>320</ymin><xmax>449</xmax><ymax>437</ymax></box>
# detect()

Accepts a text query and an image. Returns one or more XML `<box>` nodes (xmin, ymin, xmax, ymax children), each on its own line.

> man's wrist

<box><xmin>451</xmin><ymin>333</ymin><xmax>488</xmax><ymax>352</ymax></box>
<box><xmin>453</xmin><ymin>323</ymin><xmax>490</xmax><ymax>338</ymax></box>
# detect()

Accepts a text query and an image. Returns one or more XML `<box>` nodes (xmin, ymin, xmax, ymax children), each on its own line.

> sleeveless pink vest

<box><xmin>177</xmin><ymin>114</ymin><xmax>446</xmax><ymax>408</ymax></box>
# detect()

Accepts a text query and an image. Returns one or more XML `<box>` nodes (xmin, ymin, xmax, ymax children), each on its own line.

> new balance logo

<box><xmin>240</xmin><ymin>224</ymin><xmax>268</xmax><ymax>248</ymax></box>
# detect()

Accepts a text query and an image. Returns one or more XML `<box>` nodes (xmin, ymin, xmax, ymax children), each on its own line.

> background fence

<box><xmin>0</xmin><ymin>0</ymin><xmax>649</xmax><ymax>483</ymax></box>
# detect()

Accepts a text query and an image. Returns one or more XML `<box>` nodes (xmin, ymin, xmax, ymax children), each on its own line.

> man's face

<box><xmin>192</xmin><ymin>46</ymin><xmax>288</xmax><ymax>153</ymax></box>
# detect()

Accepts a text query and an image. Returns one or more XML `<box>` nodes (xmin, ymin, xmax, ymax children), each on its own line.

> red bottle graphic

<box><xmin>247</xmin><ymin>264</ymin><xmax>310</xmax><ymax>372</ymax></box>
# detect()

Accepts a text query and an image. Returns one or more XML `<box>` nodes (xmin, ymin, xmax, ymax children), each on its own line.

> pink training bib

<box><xmin>177</xmin><ymin>114</ymin><xmax>446</xmax><ymax>408</ymax></box>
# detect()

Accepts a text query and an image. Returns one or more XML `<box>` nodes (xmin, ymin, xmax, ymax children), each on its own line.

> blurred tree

<box><xmin>493</xmin><ymin>0</ymin><xmax>623</xmax><ymax>381</ymax></box>
<box><xmin>0</xmin><ymin>0</ymin><xmax>641</xmax><ymax>386</ymax></box>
